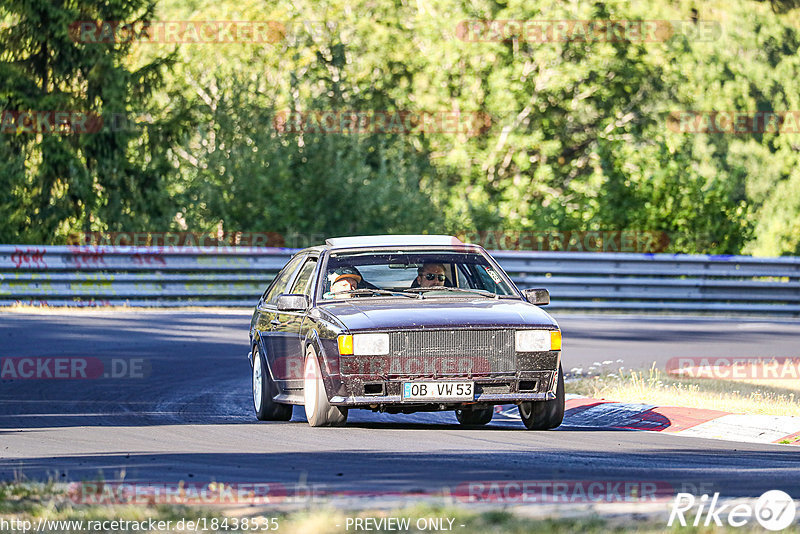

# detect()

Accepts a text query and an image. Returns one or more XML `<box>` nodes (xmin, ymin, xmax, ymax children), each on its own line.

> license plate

<box><xmin>402</xmin><ymin>381</ymin><xmax>474</xmax><ymax>401</ymax></box>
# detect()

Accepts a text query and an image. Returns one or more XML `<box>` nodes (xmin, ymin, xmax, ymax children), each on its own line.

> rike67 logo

<box><xmin>669</xmin><ymin>491</ymin><xmax>796</xmax><ymax>531</ymax></box>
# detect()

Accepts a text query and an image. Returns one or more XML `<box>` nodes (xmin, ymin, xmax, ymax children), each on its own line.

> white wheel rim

<box><xmin>253</xmin><ymin>353</ymin><xmax>262</xmax><ymax>412</ymax></box>
<box><xmin>304</xmin><ymin>353</ymin><xmax>317</xmax><ymax>417</ymax></box>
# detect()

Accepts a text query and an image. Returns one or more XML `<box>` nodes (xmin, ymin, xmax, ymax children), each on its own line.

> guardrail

<box><xmin>1</xmin><ymin>245</ymin><xmax>799</xmax><ymax>314</ymax></box>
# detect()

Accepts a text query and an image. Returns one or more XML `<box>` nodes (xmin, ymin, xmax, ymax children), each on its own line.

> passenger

<box><xmin>415</xmin><ymin>263</ymin><xmax>447</xmax><ymax>288</ymax></box>
<box><xmin>323</xmin><ymin>266</ymin><xmax>362</xmax><ymax>299</ymax></box>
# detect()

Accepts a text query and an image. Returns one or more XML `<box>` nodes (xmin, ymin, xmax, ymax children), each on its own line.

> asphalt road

<box><xmin>1</xmin><ymin>310</ymin><xmax>799</xmax><ymax>502</ymax></box>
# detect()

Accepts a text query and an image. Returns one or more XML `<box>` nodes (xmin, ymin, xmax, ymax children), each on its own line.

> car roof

<box><xmin>325</xmin><ymin>235</ymin><xmax>465</xmax><ymax>249</ymax></box>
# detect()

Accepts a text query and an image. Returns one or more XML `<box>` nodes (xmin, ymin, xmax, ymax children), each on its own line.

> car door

<box><xmin>274</xmin><ymin>256</ymin><xmax>318</xmax><ymax>391</ymax></box>
<box><xmin>256</xmin><ymin>254</ymin><xmax>305</xmax><ymax>381</ymax></box>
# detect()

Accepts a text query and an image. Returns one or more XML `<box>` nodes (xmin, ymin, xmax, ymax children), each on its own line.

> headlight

<box><xmin>354</xmin><ymin>333</ymin><xmax>390</xmax><ymax>355</ymax></box>
<box><xmin>337</xmin><ymin>333</ymin><xmax>390</xmax><ymax>356</ymax></box>
<box><xmin>515</xmin><ymin>330</ymin><xmax>561</xmax><ymax>352</ymax></box>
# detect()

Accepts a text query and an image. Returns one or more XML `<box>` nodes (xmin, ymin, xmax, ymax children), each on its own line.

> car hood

<box><xmin>318</xmin><ymin>298</ymin><xmax>558</xmax><ymax>331</ymax></box>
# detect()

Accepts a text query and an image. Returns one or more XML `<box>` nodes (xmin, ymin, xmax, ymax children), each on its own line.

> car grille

<box><xmin>388</xmin><ymin>329</ymin><xmax>515</xmax><ymax>375</ymax></box>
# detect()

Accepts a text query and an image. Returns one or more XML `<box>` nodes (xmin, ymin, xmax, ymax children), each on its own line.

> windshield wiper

<box><xmin>403</xmin><ymin>287</ymin><xmax>500</xmax><ymax>299</ymax></box>
<box><xmin>340</xmin><ymin>289</ymin><xmax>418</xmax><ymax>298</ymax></box>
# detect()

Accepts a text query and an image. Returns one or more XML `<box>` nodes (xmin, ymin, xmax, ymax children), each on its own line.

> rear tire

<box><xmin>303</xmin><ymin>345</ymin><xmax>348</xmax><ymax>427</ymax></box>
<box><xmin>455</xmin><ymin>407</ymin><xmax>493</xmax><ymax>426</ymax></box>
<box><xmin>253</xmin><ymin>346</ymin><xmax>292</xmax><ymax>421</ymax></box>
<box><xmin>518</xmin><ymin>365</ymin><xmax>565</xmax><ymax>430</ymax></box>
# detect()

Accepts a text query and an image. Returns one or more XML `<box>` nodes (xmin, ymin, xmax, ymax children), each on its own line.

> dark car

<box><xmin>248</xmin><ymin>235</ymin><xmax>563</xmax><ymax>429</ymax></box>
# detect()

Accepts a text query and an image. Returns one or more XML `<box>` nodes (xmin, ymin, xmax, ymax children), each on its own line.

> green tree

<box><xmin>161</xmin><ymin>1</ymin><xmax>443</xmax><ymax>239</ymax></box>
<box><xmin>0</xmin><ymin>0</ymin><xmax>181</xmax><ymax>243</ymax></box>
<box><xmin>4</xmin><ymin>0</ymin><xmax>800</xmax><ymax>255</ymax></box>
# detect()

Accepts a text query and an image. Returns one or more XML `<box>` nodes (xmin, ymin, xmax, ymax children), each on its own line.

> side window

<box><xmin>289</xmin><ymin>258</ymin><xmax>318</xmax><ymax>297</ymax></box>
<box><xmin>262</xmin><ymin>255</ymin><xmax>304</xmax><ymax>306</ymax></box>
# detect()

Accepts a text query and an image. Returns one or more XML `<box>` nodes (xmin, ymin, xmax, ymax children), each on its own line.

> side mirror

<box><xmin>522</xmin><ymin>288</ymin><xmax>550</xmax><ymax>306</ymax></box>
<box><xmin>276</xmin><ymin>294</ymin><xmax>309</xmax><ymax>312</ymax></box>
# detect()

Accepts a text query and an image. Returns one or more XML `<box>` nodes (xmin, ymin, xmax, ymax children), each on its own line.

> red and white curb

<box><xmin>495</xmin><ymin>396</ymin><xmax>800</xmax><ymax>445</ymax></box>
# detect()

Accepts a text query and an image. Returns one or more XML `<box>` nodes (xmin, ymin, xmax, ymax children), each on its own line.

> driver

<box><xmin>415</xmin><ymin>263</ymin><xmax>447</xmax><ymax>288</ymax></box>
<box><xmin>323</xmin><ymin>266</ymin><xmax>362</xmax><ymax>299</ymax></box>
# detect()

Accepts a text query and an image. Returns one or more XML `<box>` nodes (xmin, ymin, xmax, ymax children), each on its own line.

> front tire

<box><xmin>303</xmin><ymin>345</ymin><xmax>348</xmax><ymax>427</ymax></box>
<box><xmin>455</xmin><ymin>407</ymin><xmax>494</xmax><ymax>426</ymax></box>
<box><xmin>253</xmin><ymin>346</ymin><xmax>292</xmax><ymax>421</ymax></box>
<box><xmin>518</xmin><ymin>365</ymin><xmax>565</xmax><ymax>430</ymax></box>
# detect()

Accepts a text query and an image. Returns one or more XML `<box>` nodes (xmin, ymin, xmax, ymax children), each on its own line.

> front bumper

<box><xmin>328</xmin><ymin>349</ymin><xmax>560</xmax><ymax>407</ymax></box>
<box><xmin>328</xmin><ymin>370</ymin><xmax>558</xmax><ymax>407</ymax></box>
<box><xmin>330</xmin><ymin>391</ymin><xmax>556</xmax><ymax>406</ymax></box>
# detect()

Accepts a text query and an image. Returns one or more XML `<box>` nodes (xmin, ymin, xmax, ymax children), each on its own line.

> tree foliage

<box><xmin>2</xmin><ymin>0</ymin><xmax>800</xmax><ymax>255</ymax></box>
<box><xmin>0</xmin><ymin>0</ymin><xmax>181</xmax><ymax>242</ymax></box>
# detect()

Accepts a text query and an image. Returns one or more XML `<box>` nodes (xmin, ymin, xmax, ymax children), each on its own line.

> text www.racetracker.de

<box><xmin>0</xmin><ymin>517</ymin><xmax>280</xmax><ymax>532</ymax></box>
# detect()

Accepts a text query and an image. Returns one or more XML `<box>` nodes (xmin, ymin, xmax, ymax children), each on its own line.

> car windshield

<box><xmin>319</xmin><ymin>250</ymin><xmax>518</xmax><ymax>300</ymax></box>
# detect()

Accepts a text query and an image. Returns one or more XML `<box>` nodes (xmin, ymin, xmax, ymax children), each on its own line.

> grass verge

<box><xmin>566</xmin><ymin>364</ymin><xmax>800</xmax><ymax>417</ymax></box>
<box><xmin>2</xmin><ymin>482</ymin><xmax>793</xmax><ymax>533</ymax></box>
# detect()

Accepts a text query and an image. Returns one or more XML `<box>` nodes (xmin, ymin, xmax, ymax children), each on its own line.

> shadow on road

<box><xmin>2</xmin><ymin>448</ymin><xmax>798</xmax><ymax>500</ymax></box>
